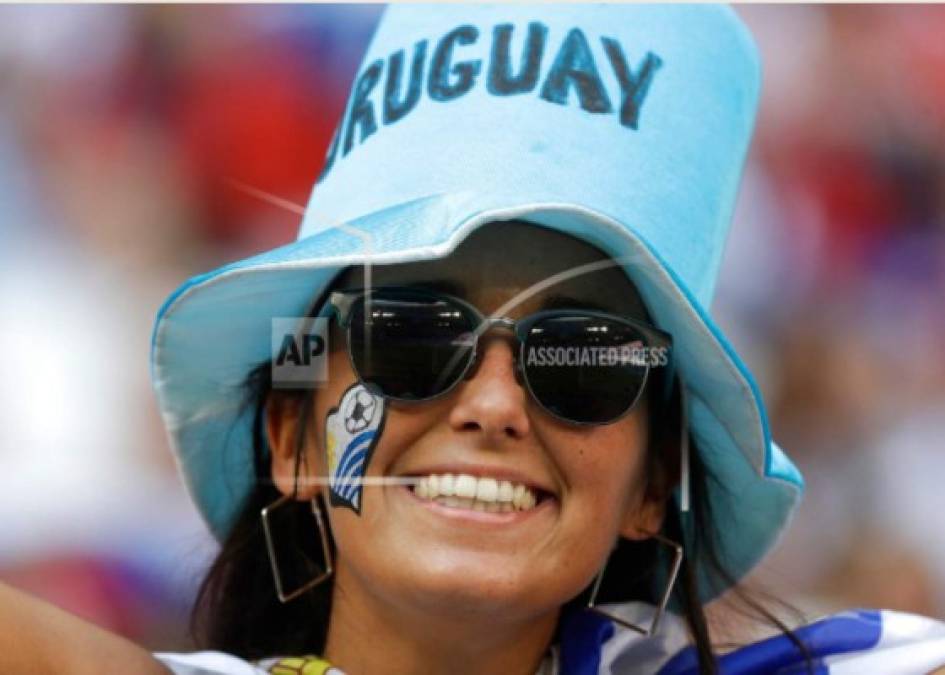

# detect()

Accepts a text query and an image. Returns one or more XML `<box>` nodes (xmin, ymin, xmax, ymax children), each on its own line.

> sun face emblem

<box><xmin>344</xmin><ymin>388</ymin><xmax>377</xmax><ymax>434</ymax></box>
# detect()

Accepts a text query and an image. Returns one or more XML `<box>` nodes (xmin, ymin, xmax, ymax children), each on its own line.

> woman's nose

<box><xmin>447</xmin><ymin>337</ymin><xmax>531</xmax><ymax>441</ymax></box>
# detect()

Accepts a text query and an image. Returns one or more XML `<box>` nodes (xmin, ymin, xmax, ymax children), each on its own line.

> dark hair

<box><xmin>190</xmin><ymin>276</ymin><xmax>812</xmax><ymax>673</ymax></box>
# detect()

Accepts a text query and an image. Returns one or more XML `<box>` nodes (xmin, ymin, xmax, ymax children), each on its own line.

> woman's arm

<box><xmin>0</xmin><ymin>581</ymin><xmax>170</xmax><ymax>675</ymax></box>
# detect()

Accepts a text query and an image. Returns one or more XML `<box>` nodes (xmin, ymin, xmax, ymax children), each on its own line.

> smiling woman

<box><xmin>180</xmin><ymin>222</ymin><xmax>691</xmax><ymax>671</ymax></box>
<box><xmin>299</xmin><ymin>225</ymin><xmax>657</xmax><ymax>646</ymax></box>
<box><xmin>5</xmin><ymin>4</ymin><xmax>945</xmax><ymax>675</ymax></box>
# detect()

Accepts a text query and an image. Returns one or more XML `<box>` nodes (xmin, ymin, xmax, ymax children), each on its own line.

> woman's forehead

<box><xmin>340</xmin><ymin>221</ymin><xmax>649</xmax><ymax>317</ymax></box>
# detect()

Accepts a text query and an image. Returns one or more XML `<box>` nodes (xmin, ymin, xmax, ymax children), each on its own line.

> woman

<box><xmin>3</xmin><ymin>4</ymin><xmax>944</xmax><ymax>674</ymax></box>
<box><xmin>178</xmin><ymin>220</ymin><xmax>703</xmax><ymax>673</ymax></box>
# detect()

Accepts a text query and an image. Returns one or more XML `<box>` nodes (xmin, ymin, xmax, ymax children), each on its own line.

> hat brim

<box><xmin>151</xmin><ymin>192</ymin><xmax>803</xmax><ymax>602</ymax></box>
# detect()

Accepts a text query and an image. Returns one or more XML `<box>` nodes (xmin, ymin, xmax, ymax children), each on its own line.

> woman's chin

<box><xmin>403</xmin><ymin>565</ymin><xmax>559</xmax><ymax>619</ymax></box>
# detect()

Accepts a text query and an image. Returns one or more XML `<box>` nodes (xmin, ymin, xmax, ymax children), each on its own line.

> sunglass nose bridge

<box><xmin>468</xmin><ymin>315</ymin><xmax>517</xmax><ymax>341</ymax></box>
<box><xmin>487</xmin><ymin>316</ymin><xmax>516</xmax><ymax>332</ymax></box>
<box><xmin>484</xmin><ymin>317</ymin><xmax>526</xmax><ymax>386</ymax></box>
<box><xmin>461</xmin><ymin>316</ymin><xmax>525</xmax><ymax>385</ymax></box>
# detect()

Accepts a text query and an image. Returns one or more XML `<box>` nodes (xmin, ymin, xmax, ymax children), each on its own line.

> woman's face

<box><xmin>269</xmin><ymin>221</ymin><xmax>666</xmax><ymax>625</ymax></box>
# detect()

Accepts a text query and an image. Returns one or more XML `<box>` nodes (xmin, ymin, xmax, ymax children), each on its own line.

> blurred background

<box><xmin>0</xmin><ymin>4</ymin><xmax>943</xmax><ymax>651</ymax></box>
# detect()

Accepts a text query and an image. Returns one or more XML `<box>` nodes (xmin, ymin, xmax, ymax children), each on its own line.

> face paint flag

<box><xmin>325</xmin><ymin>383</ymin><xmax>386</xmax><ymax>514</ymax></box>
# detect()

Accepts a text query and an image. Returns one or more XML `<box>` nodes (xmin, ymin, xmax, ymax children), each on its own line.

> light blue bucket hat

<box><xmin>151</xmin><ymin>3</ymin><xmax>803</xmax><ymax>602</ymax></box>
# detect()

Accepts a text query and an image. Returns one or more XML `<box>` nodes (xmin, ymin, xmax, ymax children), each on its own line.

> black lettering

<box><xmin>342</xmin><ymin>59</ymin><xmax>384</xmax><ymax>157</ymax></box>
<box><xmin>539</xmin><ymin>28</ymin><xmax>612</xmax><ymax>115</ymax></box>
<box><xmin>601</xmin><ymin>38</ymin><xmax>662</xmax><ymax>130</ymax></box>
<box><xmin>384</xmin><ymin>40</ymin><xmax>427</xmax><ymax>125</ymax></box>
<box><xmin>428</xmin><ymin>25</ymin><xmax>481</xmax><ymax>102</ymax></box>
<box><xmin>276</xmin><ymin>335</ymin><xmax>302</xmax><ymax>366</ymax></box>
<box><xmin>316</xmin><ymin>121</ymin><xmax>341</xmax><ymax>183</ymax></box>
<box><xmin>487</xmin><ymin>22</ymin><xmax>547</xmax><ymax>96</ymax></box>
<box><xmin>304</xmin><ymin>334</ymin><xmax>325</xmax><ymax>363</ymax></box>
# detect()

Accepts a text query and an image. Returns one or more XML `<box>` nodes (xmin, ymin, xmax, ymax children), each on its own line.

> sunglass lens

<box><xmin>522</xmin><ymin>315</ymin><xmax>650</xmax><ymax>424</ymax></box>
<box><xmin>347</xmin><ymin>291</ymin><xmax>477</xmax><ymax>400</ymax></box>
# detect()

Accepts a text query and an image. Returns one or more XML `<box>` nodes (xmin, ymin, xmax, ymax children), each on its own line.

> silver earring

<box><xmin>586</xmin><ymin>532</ymin><xmax>684</xmax><ymax>636</ymax></box>
<box><xmin>678</xmin><ymin>381</ymin><xmax>690</xmax><ymax>513</ymax></box>
<box><xmin>260</xmin><ymin>494</ymin><xmax>334</xmax><ymax>603</ymax></box>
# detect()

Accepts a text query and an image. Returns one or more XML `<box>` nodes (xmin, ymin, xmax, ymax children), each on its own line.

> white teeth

<box><xmin>521</xmin><ymin>490</ymin><xmax>536</xmax><ymax>510</ymax></box>
<box><xmin>412</xmin><ymin>473</ymin><xmax>542</xmax><ymax>512</ymax></box>
<box><xmin>439</xmin><ymin>473</ymin><xmax>455</xmax><ymax>497</ymax></box>
<box><xmin>434</xmin><ymin>495</ymin><xmax>475</xmax><ymax>509</ymax></box>
<box><xmin>476</xmin><ymin>478</ymin><xmax>498</xmax><ymax>502</ymax></box>
<box><xmin>513</xmin><ymin>485</ymin><xmax>536</xmax><ymax>511</ymax></box>
<box><xmin>512</xmin><ymin>483</ymin><xmax>526</xmax><ymax>505</ymax></box>
<box><xmin>454</xmin><ymin>474</ymin><xmax>477</xmax><ymax>499</ymax></box>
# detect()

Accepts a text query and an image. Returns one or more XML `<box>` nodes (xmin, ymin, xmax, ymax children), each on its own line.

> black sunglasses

<box><xmin>320</xmin><ymin>286</ymin><xmax>673</xmax><ymax>426</ymax></box>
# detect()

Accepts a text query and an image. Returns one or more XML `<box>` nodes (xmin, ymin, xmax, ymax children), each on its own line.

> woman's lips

<box><xmin>399</xmin><ymin>481</ymin><xmax>557</xmax><ymax>525</ymax></box>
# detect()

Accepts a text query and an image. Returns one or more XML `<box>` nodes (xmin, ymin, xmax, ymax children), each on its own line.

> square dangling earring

<box><xmin>260</xmin><ymin>493</ymin><xmax>335</xmax><ymax>603</ymax></box>
<box><xmin>586</xmin><ymin>531</ymin><xmax>684</xmax><ymax>636</ymax></box>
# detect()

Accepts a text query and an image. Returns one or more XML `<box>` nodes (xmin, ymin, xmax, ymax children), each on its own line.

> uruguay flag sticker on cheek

<box><xmin>325</xmin><ymin>383</ymin><xmax>387</xmax><ymax>515</ymax></box>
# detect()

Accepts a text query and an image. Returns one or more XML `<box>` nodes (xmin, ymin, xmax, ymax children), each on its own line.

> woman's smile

<box><xmin>384</xmin><ymin>459</ymin><xmax>562</xmax><ymax>535</ymax></box>
<box><xmin>398</xmin><ymin>478</ymin><xmax>558</xmax><ymax>525</ymax></box>
<box><xmin>395</xmin><ymin>460</ymin><xmax>557</xmax><ymax>523</ymax></box>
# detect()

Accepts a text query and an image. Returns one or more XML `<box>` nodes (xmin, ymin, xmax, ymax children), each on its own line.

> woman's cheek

<box><xmin>557</xmin><ymin>426</ymin><xmax>648</xmax><ymax>529</ymax></box>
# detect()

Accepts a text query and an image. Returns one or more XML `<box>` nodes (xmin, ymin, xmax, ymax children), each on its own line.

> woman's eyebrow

<box><xmin>539</xmin><ymin>294</ymin><xmax>613</xmax><ymax>313</ymax></box>
<box><xmin>398</xmin><ymin>283</ymin><xmax>623</xmax><ymax>315</ymax></box>
<box><xmin>402</xmin><ymin>279</ymin><xmax>468</xmax><ymax>296</ymax></box>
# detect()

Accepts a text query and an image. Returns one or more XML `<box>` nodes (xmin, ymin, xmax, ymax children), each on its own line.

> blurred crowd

<box><xmin>0</xmin><ymin>4</ymin><xmax>943</xmax><ymax>651</ymax></box>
